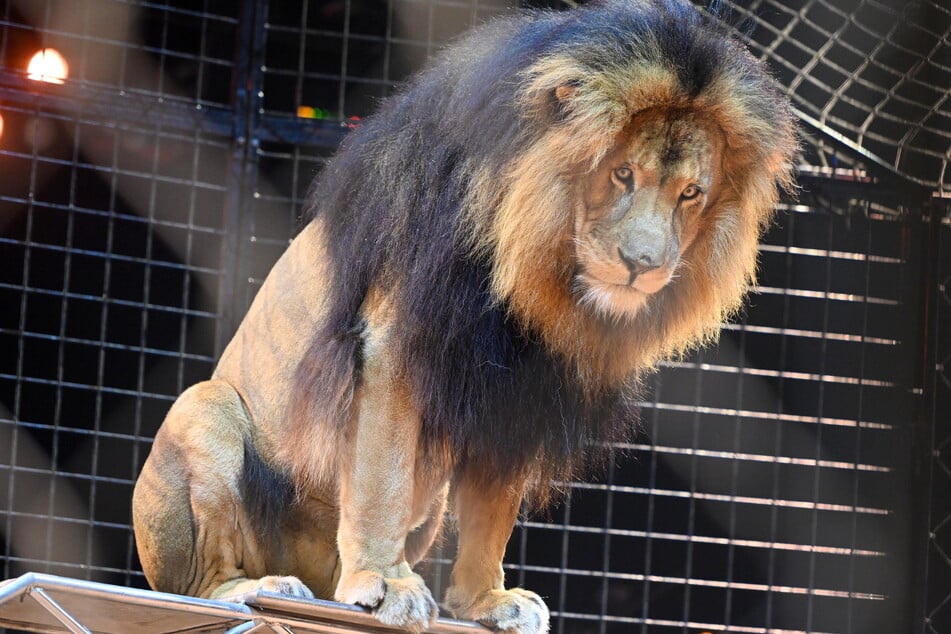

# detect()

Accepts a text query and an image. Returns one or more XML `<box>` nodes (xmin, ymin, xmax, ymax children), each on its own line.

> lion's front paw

<box><xmin>445</xmin><ymin>587</ymin><xmax>549</xmax><ymax>634</ymax></box>
<box><xmin>213</xmin><ymin>575</ymin><xmax>315</xmax><ymax>600</ymax></box>
<box><xmin>335</xmin><ymin>568</ymin><xmax>438</xmax><ymax>633</ymax></box>
<box><xmin>256</xmin><ymin>575</ymin><xmax>316</xmax><ymax>598</ymax></box>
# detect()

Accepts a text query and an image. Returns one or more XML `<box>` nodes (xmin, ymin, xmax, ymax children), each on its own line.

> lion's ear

<box><xmin>552</xmin><ymin>81</ymin><xmax>580</xmax><ymax>119</ymax></box>
<box><xmin>554</xmin><ymin>83</ymin><xmax>577</xmax><ymax>103</ymax></box>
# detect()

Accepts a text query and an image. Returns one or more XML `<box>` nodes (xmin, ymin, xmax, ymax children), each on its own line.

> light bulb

<box><xmin>27</xmin><ymin>48</ymin><xmax>69</xmax><ymax>85</ymax></box>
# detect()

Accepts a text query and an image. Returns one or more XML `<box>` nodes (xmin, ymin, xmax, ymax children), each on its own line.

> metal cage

<box><xmin>1</xmin><ymin>1</ymin><xmax>948</xmax><ymax>633</ymax></box>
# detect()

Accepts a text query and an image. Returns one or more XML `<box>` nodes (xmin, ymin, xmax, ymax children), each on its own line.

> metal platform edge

<box><xmin>0</xmin><ymin>573</ymin><xmax>490</xmax><ymax>634</ymax></box>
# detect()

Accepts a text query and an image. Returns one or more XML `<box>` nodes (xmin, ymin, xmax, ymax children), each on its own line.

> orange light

<box><xmin>0</xmin><ymin>113</ymin><xmax>4</xmax><ymax>141</ymax></box>
<box><xmin>27</xmin><ymin>48</ymin><xmax>69</xmax><ymax>85</ymax></box>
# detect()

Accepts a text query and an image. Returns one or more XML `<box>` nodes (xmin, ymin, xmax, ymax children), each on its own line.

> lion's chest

<box><xmin>412</xmin><ymin>318</ymin><xmax>629</xmax><ymax>476</ymax></box>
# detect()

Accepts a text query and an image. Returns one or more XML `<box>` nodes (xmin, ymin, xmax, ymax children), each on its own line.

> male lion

<box><xmin>133</xmin><ymin>1</ymin><xmax>796</xmax><ymax>632</ymax></box>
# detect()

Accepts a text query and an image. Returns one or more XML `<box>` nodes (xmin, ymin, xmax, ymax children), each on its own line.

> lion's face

<box><xmin>573</xmin><ymin>110</ymin><xmax>723</xmax><ymax>318</ymax></box>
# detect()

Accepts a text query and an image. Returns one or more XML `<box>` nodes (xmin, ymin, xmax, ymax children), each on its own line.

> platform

<box><xmin>0</xmin><ymin>573</ymin><xmax>490</xmax><ymax>633</ymax></box>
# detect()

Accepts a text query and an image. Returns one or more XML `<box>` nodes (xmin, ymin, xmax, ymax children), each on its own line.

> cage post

<box><xmin>913</xmin><ymin>194</ymin><xmax>951</xmax><ymax>633</ymax></box>
<box><xmin>217</xmin><ymin>0</ymin><xmax>269</xmax><ymax>355</ymax></box>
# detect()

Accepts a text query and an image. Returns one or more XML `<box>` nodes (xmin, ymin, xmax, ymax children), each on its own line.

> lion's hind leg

<box><xmin>133</xmin><ymin>380</ymin><xmax>316</xmax><ymax>601</ymax></box>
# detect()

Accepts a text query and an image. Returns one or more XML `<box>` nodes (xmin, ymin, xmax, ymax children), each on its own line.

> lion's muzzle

<box><xmin>618</xmin><ymin>246</ymin><xmax>661</xmax><ymax>284</ymax></box>
<box><xmin>613</xmin><ymin>197</ymin><xmax>680</xmax><ymax>291</ymax></box>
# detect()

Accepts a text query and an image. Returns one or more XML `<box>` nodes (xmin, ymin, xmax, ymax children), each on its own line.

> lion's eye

<box><xmin>681</xmin><ymin>185</ymin><xmax>703</xmax><ymax>201</ymax></box>
<box><xmin>612</xmin><ymin>166</ymin><xmax>634</xmax><ymax>187</ymax></box>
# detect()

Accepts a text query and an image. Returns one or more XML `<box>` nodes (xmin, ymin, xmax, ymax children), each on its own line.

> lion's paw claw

<box><xmin>446</xmin><ymin>587</ymin><xmax>549</xmax><ymax>634</ymax></box>
<box><xmin>335</xmin><ymin>570</ymin><xmax>387</xmax><ymax>608</ymax></box>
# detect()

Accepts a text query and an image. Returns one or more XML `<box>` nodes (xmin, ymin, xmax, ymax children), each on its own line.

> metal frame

<box><xmin>0</xmin><ymin>572</ymin><xmax>489</xmax><ymax>634</ymax></box>
<box><xmin>715</xmin><ymin>0</ymin><xmax>951</xmax><ymax>193</ymax></box>
<box><xmin>916</xmin><ymin>197</ymin><xmax>951</xmax><ymax>633</ymax></box>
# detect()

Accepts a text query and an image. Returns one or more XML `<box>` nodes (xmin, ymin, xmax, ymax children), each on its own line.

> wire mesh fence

<box><xmin>718</xmin><ymin>0</ymin><xmax>951</xmax><ymax>192</ymax></box>
<box><xmin>0</xmin><ymin>1</ymin><xmax>948</xmax><ymax>633</ymax></box>
<box><xmin>0</xmin><ymin>102</ymin><xmax>231</xmax><ymax>589</ymax></box>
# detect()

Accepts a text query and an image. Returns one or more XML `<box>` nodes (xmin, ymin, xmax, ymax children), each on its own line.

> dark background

<box><xmin>1</xmin><ymin>1</ymin><xmax>949</xmax><ymax>632</ymax></box>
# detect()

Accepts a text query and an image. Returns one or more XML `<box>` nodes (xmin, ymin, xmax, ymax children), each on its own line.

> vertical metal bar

<box><xmin>5</xmin><ymin>109</ymin><xmax>37</xmax><ymax>584</ymax></box>
<box><xmin>88</xmin><ymin>111</ymin><xmax>121</xmax><ymax>582</ymax></box>
<box><xmin>555</xmin><ymin>493</ymin><xmax>571</xmax><ymax>634</ymax></box>
<box><xmin>516</xmin><ymin>513</ymin><xmax>528</xmax><ymax>589</ymax></box>
<box><xmin>382</xmin><ymin>0</ymin><xmax>394</xmax><ymax>87</ymax></box>
<box><xmin>338</xmin><ymin>0</ymin><xmax>352</xmax><ymax>119</ymax></box>
<box><xmin>845</xmin><ymin>204</ymin><xmax>874</xmax><ymax>634</ymax></box>
<box><xmin>639</xmin><ymin>375</ymin><xmax>664</xmax><ymax>633</ymax></box>
<box><xmin>724</xmin><ymin>310</ymin><xmax>750</xmax><ymax>630</ymax></box>
<box><xmin>218</xmin><ymin>0</ymin><xmax>268</xmax><ymax>355</ymax></box>
<box><xmin>0</xmin><ymin>0</ymin><xmax>11</xmax><ymax>64</ymax></box>
<box><xmin>46</xmin><ymin>109</ymin><xmax>84</xmax><ymax>577</ymax></box>
<box><xmin>597</xmin><ymin>451</ymin><xmax>615</xmax><ymax>634</ymax></box>
<box><xmin>196</xmin><ymin>0</ymin><xmax>212</xmax><ymax>104</ymax></box>
<box><xmin>929</xmin><ymin>201</ymin><xmax>951</xmax><ymax>631</ymax></box>
<box><xmin>805</xmin><ymin>206</ymin><xmax>836</xmax><ymax>632</ymax></box>
<box><xmin>294</xmin><ymin>0</ymin><xmax>309</xmax><ymax>114</ymax></box>
<box><xmin>910</xmin><ymin>199</ymin><xmax>948</xmax><ymax>633</ymax></box>
<box><xmin>124</xmin><ymin>108</ymin><xmax>166</xmax><ymax>586</ymax></box>
<box><xmin>682</xmin><ymin>348</ymin><xmax>706</xmax><ymax>626</ymax></box>
<box><xmin>765</xmin><ymin>206</ymin><xmax>796</xmax><ymax>628</ymax></box>
<box><xmin>30</xmin><ymin>587</ymin><xmax>93</xmax><ymax>634</ymax></box>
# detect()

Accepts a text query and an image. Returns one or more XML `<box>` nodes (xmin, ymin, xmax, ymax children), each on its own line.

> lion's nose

<box><xmin>618</xmin><ymin>247</ymin><xmax>661</xmax><ymax>281</ymax></box>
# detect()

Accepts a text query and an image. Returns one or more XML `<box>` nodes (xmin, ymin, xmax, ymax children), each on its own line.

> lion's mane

<box><xmin>288</xmin><ymin>0</ymin><xmax>797</xmax><ymax>501</ymax></box>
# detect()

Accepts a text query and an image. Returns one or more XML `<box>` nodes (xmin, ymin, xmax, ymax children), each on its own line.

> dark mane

<box><xmin>290</xmin><ymin>0</ymin><xmax>795</xmax><ymax>500</ymax></box>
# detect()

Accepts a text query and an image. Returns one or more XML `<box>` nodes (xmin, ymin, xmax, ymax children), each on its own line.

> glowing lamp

<box><xmin>27</xmin><ymin>49</ymin><xmax>69</xmax><ymax>85</ymax></box>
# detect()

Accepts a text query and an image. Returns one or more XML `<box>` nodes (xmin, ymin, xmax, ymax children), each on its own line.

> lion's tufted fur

<box><xmin>285</xmin><ymin>0</ymin><xmax>797</xmax><ymax>504</ymax></box>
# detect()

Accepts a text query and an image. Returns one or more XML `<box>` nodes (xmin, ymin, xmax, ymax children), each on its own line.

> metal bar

<box><xmin>2</xmin><ymin>573</ymin><xmax>254</xmax><ymax>620</ymax></box>
<box><xmin>28</xmin><ymin>587</ymin><xmax>92</xmax><ymax>634</ymax></box>
<box><xmin>793</xmin><ymin>106</ymin><xmax>940</xmax><ymax>190</ymax></box>
<box><xmin>0</xmin><ymin>71</ymin><xmax>347</xmax><ymax>148</ymax></box>
<box><xmin>244</xmin><ymin>592</ymin><xmax>490</xmax><ymax>633</ymax></box>
<box><xmin>217</xmin><ymin>0</ymin><xmax>271</xmax><ymax>353</ymax></box>
<box><xmin>1</xmin><ymin>573</ymin><xmax>494</xmax><ymax>634</ymax></box>
<box><xmin>223</xmin><ymin>621</ymin><xmax>263</xmax><ymax>634</ymax></box>
<box><xmin>911</xmin><ymin>199</ymin><xmax>949</xmax><ymax>632</ymax></box>
<box><xmin>0</xmin><ymin>70</ymin><xmax>234</xmax><ymax>138</ymax></box>
<box><xmin>249</xmin><ymin>614</ymin><xmax>376</xmax><ymax>634</ymax></box>
<box><xmin>216</xmin><ymin>0</ymin><xmax>257</xmax><ymax>354</ymax></box>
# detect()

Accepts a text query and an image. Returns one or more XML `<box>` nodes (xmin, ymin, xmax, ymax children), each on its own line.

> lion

<box><xmin>132</xmin><ymin>1</ymin><xmax>796</xmax><ymax>632</ymax></box>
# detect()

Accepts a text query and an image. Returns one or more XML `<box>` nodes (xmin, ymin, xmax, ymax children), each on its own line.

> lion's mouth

<box><xmin>628</xmin><ymin>266</ymin><xmax>675</xmax><ymax>294</ymax></box>
<box><xmin>573</xmin><ymin>275</ymin><xmax>649</xmax><ymax>318</ymax></box>
<box><xmin>579</xmin><ymin>265</ymin><xmax>674</xmax><ymax>295</ymax></box>
<box><xmin>572</xmin><ymin>257</ymin><xmax>681</xmax><ymax>318</ymax></box>
<box><xmin>572</xmin><ymin>241</ymin><xmax>680</xmax><ymax>317</ymax></box>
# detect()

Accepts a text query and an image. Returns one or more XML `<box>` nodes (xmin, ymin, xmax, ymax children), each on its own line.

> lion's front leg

<box><xmin>445</xmin><ymin>476</ymin><xmax>550</xmax><ymax>634</ymax></box>
<box><xmin>334</xmin><ymin>346</ymin><xmax>439</xmax><ymax>632</ymax></box>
